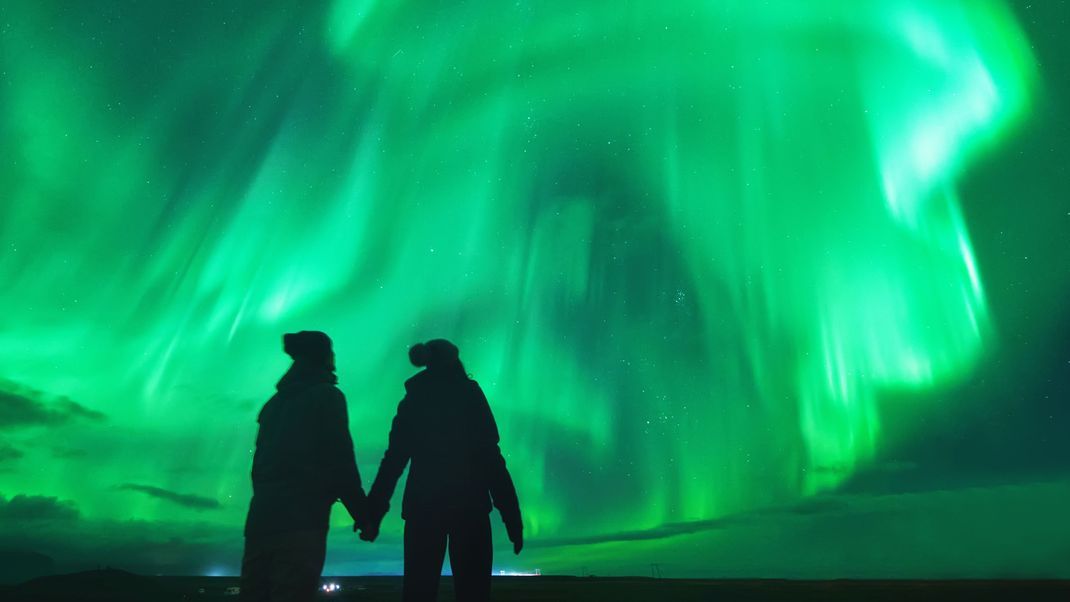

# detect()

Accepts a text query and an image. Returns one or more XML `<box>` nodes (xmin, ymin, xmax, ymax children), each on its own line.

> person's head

<box><xmin>283</xmin><ymin>330</ymin><xmax>335</xmax><ymax>371</ymax></box>
<box><xmin>409</xmin><ymin>338</ymin><xmax>467</xmax><ymax>378</ymax></box>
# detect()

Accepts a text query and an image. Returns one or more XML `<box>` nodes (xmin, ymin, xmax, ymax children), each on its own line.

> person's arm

<box><xmin>474</xmin><ymin>383</ymin><xmax>523</xmax><ymax>554</ymax></box>
<box><xmin>320</xmin><ymin>387</ymin><xmax>367</xmax><ymax>526</ymax></box>
<box><xmin>365</xmin><ymin>394</ymin><xmax>415</xmax><ymax>534</ymax></box>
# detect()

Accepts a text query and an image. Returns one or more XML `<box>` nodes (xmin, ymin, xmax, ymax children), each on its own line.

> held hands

<box><xmin>358</xmin><ymin>520</ymin><xmax>380</xmax><ymax>542</ymax></box>
<box><xmin>353</xmin><ymin>507</ymin><xmax>385</xmax><ymax>542</ymax></box>
<box><xmin>352</xmin><ymin>498</ymin><xmax>388</xmax><ymax>543</ymax></box>
<box><xmin>352</xmin><ymin>514</ymin><xmax>381</xmax><ymax>542</ymax></box>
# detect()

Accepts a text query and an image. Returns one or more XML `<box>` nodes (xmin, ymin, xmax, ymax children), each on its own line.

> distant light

<box><xmin>321</xmin><ymin>582</ymin><xmax>342</xmax><ymax>593</ymax></box>
<box><xmin>497</xmin><ymin>569</ymin><xmax>541</xmax><ymax>576</ymax></box>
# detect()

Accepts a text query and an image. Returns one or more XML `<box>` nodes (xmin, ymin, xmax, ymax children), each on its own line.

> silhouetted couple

<box><xmin>240</xmin><ymin>332</ymin><xmax>523</xmax><ymax>602</ymax></box>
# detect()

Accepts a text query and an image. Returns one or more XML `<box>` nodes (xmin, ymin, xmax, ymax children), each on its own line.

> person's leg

<box><xmin>239</xmin><ymin>534</ymin><xmax>272</xmax><ymax>602</ymax></box>
<box><xmin>448</xmin><ymin>513</ymin><xmax>493</xmax><ymax>602</ymax></box>
<box><xmin>404</xmin><ymin>518</ymin><xmax>449</xmax><ymax>602</ymax></box>
<box><xmin>269</xmin><ymin>529</ymin><xmax>328</xmax><ymax>602</ymax></box>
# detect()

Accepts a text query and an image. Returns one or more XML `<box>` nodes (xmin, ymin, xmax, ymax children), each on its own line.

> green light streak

<box><xmin>0</xmin><ymin>0</ymin><xmax>1036</xmax><ymax>571</ymax></box>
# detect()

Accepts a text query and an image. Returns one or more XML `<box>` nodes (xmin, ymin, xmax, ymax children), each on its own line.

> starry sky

<box><xmin>0</xmin><ymin>0</ymin><xmax>1067</xmax><ymax>581</ymax></box>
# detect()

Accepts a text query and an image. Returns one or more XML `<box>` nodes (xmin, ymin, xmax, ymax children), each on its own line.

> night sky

<box><xmin>0</xmin><ymin>0</ymin><xmax>1067</xmax><ymax>580</ymax></box>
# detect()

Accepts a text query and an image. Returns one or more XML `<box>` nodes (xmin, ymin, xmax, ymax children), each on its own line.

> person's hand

<box><xmin>357</xmin><ymin>512</ymin><xmax>382</xmax><ymax>542</ymax></box>
<box><xmin>506</xmin><ymin>523</ymin><xmax>523</xmax><ymax>555</ymax></box>
<box><xmin>359</xmin><ymin>523</ymin><xmax>380</xmax><ymax>542</ymax></box>
<box><xmin>351</xmin><ymin>511</ymin><xmax>369</xmax><ymax>534</ymax></box>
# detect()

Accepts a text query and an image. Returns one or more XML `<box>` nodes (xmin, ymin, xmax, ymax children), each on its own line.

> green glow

<box><xmin>0</xmin><ymin>0</ymin><xmax>1042</xmax><ymax>575</ymax></box>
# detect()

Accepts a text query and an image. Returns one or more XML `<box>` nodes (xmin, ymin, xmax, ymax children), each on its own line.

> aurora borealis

<box><xmin>1</xmin><ymin>0</ymin><xmax>1068</xmax><ymax>580</ymax></box>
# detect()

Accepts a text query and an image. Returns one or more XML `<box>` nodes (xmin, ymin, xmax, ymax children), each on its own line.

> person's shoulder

<box><xmin>403</xmin><ymin>369</ymin><xmax>431</xmax><ymax>393</ymax></box>
<box><xmin>309</xmin><ymin>382</ymin><xmax>345</xmax><ymax>403</ymax></box>
<box><xmin>466</xmin><ymin>378</ymin><xmax>485</xmax><ymax>396</ymax></box>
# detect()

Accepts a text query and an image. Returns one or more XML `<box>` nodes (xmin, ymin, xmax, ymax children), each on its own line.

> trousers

<box><xmin>403</xmin><ymin>513</ymin><xmax>492</xmax><ymax>602</ymax></box>
<box><xmin>239</xmin><ymin>529</ymin><xmax>327</xmax><ymax>602</ymax></box>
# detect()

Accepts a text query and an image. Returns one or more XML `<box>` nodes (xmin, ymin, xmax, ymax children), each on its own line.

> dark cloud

<box><xmin>0</xmin><ymin>381</ymin><xmax>106</xmax><ymax>428</ymax></box>
<box><xmin>534</xmin><ymin>495</ymin><xmax>854</xmax><ymax>548</ymax></box>
<box><xmin>118</xmin><ymin>484</ymin><xmax>221</xmax><ymax>511</ymax></box>
<box><xmin>0</xmin><ymin>494</ymin><xmax>80</xmax><ymax>522</ymax></box>
<box><xmin>812</xmin><ymin>461</ymin><xmax>917</xmax><ymax>478</ymax></box>
<box><xmin>50</xmin><ymin>447</ymin><xmax>89</xmax><ymax>459</ymax></box>
<box><xmin>53</xmin><ymin>398</ymin><xmax>107</xmax><ymax>422</ymax></box>
<box><xmin>537</xmin><ymin>479</ymin><xmax>1070</xmax><ymax>578</ymax></box>
<box><xmin>873</xmin><ymin>460</ymin><xmax>918</xmax><ymax>473</ymax></box>
<box><xmin>0</xmin><ymin>443</ymin><xmax>23</xmax><ymax>463</ymax></box>
<box><xmin>532</xmin><ymin>478</ymin><xmax>1070</xmax><ymax>579</ymax></box>
<box><xmin>785</xmin><ymin>497</ymin><xmax>850</xmax><ymax>515</ymax></box>
<box><xmin>0</xmin><ymin>515</ymin><xmax>243</xmax><ymax>582</ymax></box>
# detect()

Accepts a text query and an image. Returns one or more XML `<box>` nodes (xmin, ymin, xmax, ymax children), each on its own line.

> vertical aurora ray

<box><xmin>0</xmin><ymin>0</ymin><xmax>1038</xmax><ymax>573</ymax></box>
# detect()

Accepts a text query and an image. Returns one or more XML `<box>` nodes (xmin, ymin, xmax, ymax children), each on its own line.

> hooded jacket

<box><xmin>367</xmin><ymin>370</ymin><xmax>521</xmax><ymax>530</ymax></box>
<box><xmin>244</xmin><ymin>362</ymin><xmax>365</xmax><ymax>536</ymax></box>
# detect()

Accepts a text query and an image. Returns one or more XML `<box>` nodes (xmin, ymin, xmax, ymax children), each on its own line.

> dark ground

<box><xmin>1</xmin><ymin>570</ymin><xmax>1068</xmax><ymax>602</ymax></box>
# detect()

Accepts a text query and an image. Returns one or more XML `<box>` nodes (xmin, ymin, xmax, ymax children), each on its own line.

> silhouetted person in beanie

<box><xmin>240</xmin><ymin>331</ymin><xmax>367</xmax><ymax>602</ymax></box>
<box><xmin>361</xmin><ymin>339</ymin><xmax>523</xmax><ymax>602</ymax></box>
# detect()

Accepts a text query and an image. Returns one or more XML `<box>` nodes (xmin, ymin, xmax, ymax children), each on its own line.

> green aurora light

<box><xmin>1</xmin><ymin>0</ymin><xmax>1064</xmax><ymax>578</ymax></box>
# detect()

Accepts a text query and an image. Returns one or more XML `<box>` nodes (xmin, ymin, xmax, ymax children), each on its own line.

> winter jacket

<box><xmin>367</xmin><ymin>370</ymin><xmax>521</xmax><ymax>530</ymax></box>
<box><xmin>244</xmin><ymin>363</ymin><xmax>365</xmax><ymax>536</ymax></box>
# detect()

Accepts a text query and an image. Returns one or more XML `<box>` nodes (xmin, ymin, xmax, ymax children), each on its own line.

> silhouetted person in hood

<box><xmin>240</xmin><ymin>331</ymin><xmax>366</xmax><ymax>602</ymax></box>
<box><xmin>361</xmin><ymin>339</ymin><xmax>522</xmax><ymax>602</ymax></box>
